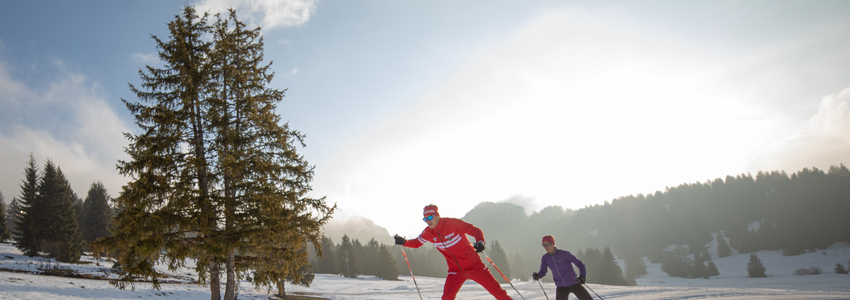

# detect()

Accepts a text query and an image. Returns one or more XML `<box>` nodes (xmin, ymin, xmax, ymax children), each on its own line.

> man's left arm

<box><xmin>455</xmin><ymin>219</ymin><xmax>486</xmax><ymax>252</ymax></box>
<box><xmin>566</xmin><ymin>251</ymin><xmax>587</xmax><ymax>277</ymax></box>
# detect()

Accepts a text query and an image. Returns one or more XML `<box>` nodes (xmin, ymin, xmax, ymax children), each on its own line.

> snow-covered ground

<box><xmin>2</xmin><ymin>242</ymin><xmax>849</xmax><ymax>299</ymax></box>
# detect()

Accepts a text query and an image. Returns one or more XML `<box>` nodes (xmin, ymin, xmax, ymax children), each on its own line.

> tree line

<box><xmin>307</xmin><ymin>235</ymin><xmax>521</xmax><ymax>284</ymax></box>
<box><xmin>1</xmin><ymin>155</ymin><xmax>114</xmax><ymax>263</ymax></box>
<box><xmin>461</xmin><ymin>165</ymin><xmax>850</xmax><ymax>282</ymax></box>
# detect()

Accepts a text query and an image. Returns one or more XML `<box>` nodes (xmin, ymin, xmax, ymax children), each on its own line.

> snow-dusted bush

<box><xmin>834</xmin><ymin>263</ymin><xmax>848</xmax><ymax>274</ymax></box>
<box><xmin>794</xmin><ymin>266</ymin><xmax>822</xmax><ymax>276</ymax></box>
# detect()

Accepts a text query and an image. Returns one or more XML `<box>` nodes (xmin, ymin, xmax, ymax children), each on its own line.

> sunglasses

<box><xmin>542</xmin><ymin>243</ymin><xmax>553</xmax><ymax>247</ymax></box>
<box><xmin>422</xmin><ymin>215</ymin><xmax>435</xmax><ymax>222</ymax></box>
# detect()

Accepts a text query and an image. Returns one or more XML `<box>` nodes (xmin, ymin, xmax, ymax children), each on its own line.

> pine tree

<box><xmin>488</xmin><ymin>240</ymin><xmax>511</xmax><ymax>283</ymax></box>
<box><xmin>707</xmin><ymin>260</ymin><xmax>719</xmax><ymax>277</ymax></box>
<box><xmin>834</xmin><ymin>263</ymin><xmax>847</xmax><ymax>274</ymax></box>
<box><xmin>374</xmin><ymin>244</ymin><xmax>399</xmax><ymax>280</ymax></box>
<box><xmin>360</xmin><ymin>238</ymin><xmax>379</xmax><ymax>276</ymax></box>
<box><xmin>314</xmin><ymin>236</ymin><xmax>338</xmax><ymax>274</ymax></box>
<box><xmin>747</xmin><ymin>253</ymin><xmax>767</xmax><ymax>277</ymax></box>
<box><xmin>207</xmin><ymin>8</ymin><xmax>334</xmax><ymax>299</ymax></box>
<box><xmin>82</xmin><ymin>181</ymin><xmax>113</xmax><ymax>243</ymax></box>
<box><xmin>35</xmin><ymin>161</ymin><xmax>82</xmax><ymax>263</ymax></box>
<box><xmin>336</xmin><ymin>235</ymin><xmax>360</xmax><ymax>278</ymax></box>
<box><xmin>692</xmin><ymin>252</ymin><xmax>708</xmax><ymax>279</ymax></box>
<box><xmin>599</xmin><ymin>247</ymin><xmax>628</xmax><ymax>285</ymax></box>
<box><xmin>13</xmin><ymin>155</ymin><xmax>39</xmax><ymax>256</ymax></box>
<box><xmin>8</xmin><ymin>198</ymin><xmax>21</xmax><ymax>237</ymax></box>
<box><xmin>510</xmin><ymin>252</ymin><xmax>531</xmax><ymax>282</ymax></box>
<box><xmin>623</xmin><ymin>255</ymin><xmax>647</xmax><ymax>285</ymax></box>
<box><xmin>0</xmin><ymin>192</ymin><xmax>11</xmax><ymax>242</ymax></box>
<box><xmin>95</xmin><ymin>6</ymin><xmax>334</xmax><ymax>299</ymax></box>
<box><xmin>716</xmin><ymin>232</ymin><xmax>732</xmax><ymax>258</ymax></box>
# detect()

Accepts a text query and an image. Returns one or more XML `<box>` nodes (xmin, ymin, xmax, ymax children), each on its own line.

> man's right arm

<box><xmin>395</xmin><ymin>234</ymin><xmax>425</xmax><ymax>248</ymax></box>
<box><xmin>537</xmin><ymin>256</ymin><xmax>548</xmax><ymax>277</ymax></box>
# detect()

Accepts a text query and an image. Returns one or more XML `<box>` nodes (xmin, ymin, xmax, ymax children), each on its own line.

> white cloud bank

<box><xmin>0</xmin><ymin>57</ymin><xmax>130</xmax><ymax>201</ymax></box>
<box><xmin>753</xmin><ymin>87</ymin><xmax>850</xmax><ymax>172</ymax></box>
<box><xmin>310</xmin><ymin>8</ymin><xmax>850</xmax><ymax>236</ymax></box>
<box><xmin>193</xmin><ymin>0</ymin><xmax>317</xmax><ymax>30</ymax></box>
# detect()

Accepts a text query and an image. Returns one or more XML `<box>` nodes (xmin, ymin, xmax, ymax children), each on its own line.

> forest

<box><xmin>310</xmin><ymin>164</ymin><xmax>850</xmax><ymax>285</ymax></box>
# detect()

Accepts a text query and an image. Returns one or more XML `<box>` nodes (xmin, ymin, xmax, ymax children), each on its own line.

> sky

<box><xmin>2</xmin><ymin>0</ymin><xmax>850</xmax><ymax>237</ymax></box>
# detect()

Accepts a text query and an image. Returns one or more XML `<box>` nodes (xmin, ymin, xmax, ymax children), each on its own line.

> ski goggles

<box><xmin>422</xmin><ymin>215</ymin><xmax>435</xmax><ymax>222</ymax></box>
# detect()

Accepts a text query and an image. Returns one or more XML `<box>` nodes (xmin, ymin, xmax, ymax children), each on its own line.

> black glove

<box><xmin>532</xmin><ymin>272</ymin><xmax>541</xmax><ymax>280</ymax></box>
<box><xmin>474</xmin><ymin>241</ymin><xmax>485</xmax><ymax>253</ymax></box>
<box><xmin>578</xmin><ymin>275</ymin><xmax>586</xmax><ymax>284</ymax></box>
<box><xmin>394</xmin><ymin>235</ymin><xmax>406</xmax><ymax>245</ymax></box>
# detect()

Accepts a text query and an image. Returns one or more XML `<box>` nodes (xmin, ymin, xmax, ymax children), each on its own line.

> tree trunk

<box><xmin>224</xmin><ymin>249</ymin><xmax>237</xmax><ymax>300</ymax></box>
<box><xmin>209</xmin><ymin>257</ymin><xmax>221</xmax><ymax>300</ymax></box>
<box><xmin>277</xmin><ymin>280</ymin><xmax>286</xmax><ymax>297</ymax></box>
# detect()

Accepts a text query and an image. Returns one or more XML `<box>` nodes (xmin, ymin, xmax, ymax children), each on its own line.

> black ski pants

<box><xmin>556</xmin><ymin>283</ymin><xmax>592</xmax><ymax>300</ymax></box>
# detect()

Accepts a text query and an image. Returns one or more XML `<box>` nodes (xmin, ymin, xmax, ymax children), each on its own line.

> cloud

<box><xmin>754</xmin><ymin>87</ymin><xmax>850</xmax><ymax>171</ymax></box>
<box><xmin>0</xmin><ymin>56</ymin><xmax>130</xmax><ymax>201</ymax></box>
<box><xmin>130</xmin><ymin>52</ymin><xmax>159</xmax><ymax>65</ymax></box>
<box><xmin>193</xmin><ymin>0</ymin><xmax>317</xmax><ymax>30</ymax></box>
<box><xmin>310</xmin><ymin>7</ymin><xmax>831</xmax><ymax>235</ymax></box>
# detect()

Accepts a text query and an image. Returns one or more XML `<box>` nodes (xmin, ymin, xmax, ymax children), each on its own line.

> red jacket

<box><xmin>403</xmin><ymin>217</ymin><xmax>486</xmax><ymax>272</ymax></box>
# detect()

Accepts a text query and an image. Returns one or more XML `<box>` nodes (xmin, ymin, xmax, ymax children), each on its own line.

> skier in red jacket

<box><xmin>395</xmin><ymin>204</ymin><xmax>513</xmax><ymax>300</ymax></box>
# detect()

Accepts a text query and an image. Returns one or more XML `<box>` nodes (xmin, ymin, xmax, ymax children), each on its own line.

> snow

<box><xmin>2</xmin><ymin>242</ymin><xmax>850</xmax><ymax>300</ymax></box>
<box><xmin>748</xmin><ymin>221</ymin><xmax>761</xmax><ymax>232</ymax></box>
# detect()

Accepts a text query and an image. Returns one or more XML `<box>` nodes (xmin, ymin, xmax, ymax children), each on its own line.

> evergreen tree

<box><xmin>834</xmin><ymin>263</ymin><xmax>847</xmax><ymax>274</ymax></box>
<box><xmin>660</xmin><ymin>245</ymin><xmax>692</xmax><ymax>278</ymax></box>
<box><xmin>716</xmin><ymin>232</ymin><xmax>732</xmax><ymax>258</ymax></box>
<box><xmin>360</xmin><ymin>238</ymin><xmax>379</xmax><ymax>276</ymax></box>
<box><xmin>95</xmin><ymin>6</ymin><xmax>334</xmax><ymax>300</ymax></box>
<box><xmin>35</xmin><ymin>161</ymin><xmax>82</xmax><ymax>263</ymax></box>
<box><xmin>488</xmin><ymin>240</ymin><xmax>511</xmax><ymax>283</ymax></box>
<box><xmin>623</xmin><ymin>255</ymin><xmax>647</xmax><ymax>285</ymax></box>
<box><xmin>510</xmin><ymin>252</ymin><xmax>531</xmax><ymax>282</ymax></box>
<box><xmin>82</xmin><ymin>181</ymin><xmax>112</xmax><ymax>243</ymax></box>
<box><xmin>13</xmin><ymin>155</ymin><xmax>39</xmax><ymax>256</ymax></box>
<box><xmin>374</xmin><ymin>244</ymin><xmax>400</xmax><ymax>280</ymax></box>
<box><xmin>707</xmin><ymin>260</ymin><xmax>719</xmax><ymax>277</ymax></box>
<box><xmin>336</xmin><ymin>235</ymin><xmax>360</xmax><ymax>278</ymax></box>
<box><xmin>0</xmin><ymin>192</ymin><xmax>10</xmax><ymax>242</ymax></box>
<box><xmin>8</xmin><ymin>197</ymin><xmax>21</xmax><ymax>237</ymax></box>
<box><xmin>314</xmin><ymin>236</ymin><xmax>338</xmax><ymax>274</ymax></box>
<box><xmin>598</xmin><ymin>247</ymin><xmax>628</xmax><ymax>285</ymax></box>
<box><xmin>254</xmin><ymin>241</ymin><xmax>314</xmax><ymax>298</ymax></box>
<box><xmin>692</xmin><ymin>252</ymin><xmax>708</xmax><ymax>279</ymax></box>
<box><xmin>747</xmin><ymin>253</ymin><xmax>767</xmax><ymax>277</ymax></box>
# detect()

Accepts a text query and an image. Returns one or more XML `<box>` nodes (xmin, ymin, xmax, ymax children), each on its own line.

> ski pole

<box><xmin>401</xmin><ymin>248</ymin><xmax>423</xmax><ymax>300</ymax></box>
<box><xmin>482</xmin><ymin>251</ymin><xmax>526</xmax><ymax>300</ymax></box>
<box><xmin>536</xmin><ymin>279</ymin><xmax>549</xmax><ymax>300</ymax></box>
<box><xmin>583</xmin><ymin>283</ymin><xmax>605</xmax><ymax>300</ymax></box>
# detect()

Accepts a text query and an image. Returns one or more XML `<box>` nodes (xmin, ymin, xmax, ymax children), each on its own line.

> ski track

<box><xmin>2</xmin><ymin>242</ymin><xmax>850</xmax><ymax>299</ymax></box>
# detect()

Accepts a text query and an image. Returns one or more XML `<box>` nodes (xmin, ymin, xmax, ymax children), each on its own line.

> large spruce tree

<box><xmin>96</xmin><ymin>6</ymin><xmax>333</xmax><ymax>300</ymax></box>
<box><xmin>34</xmin><ymin>160</ymin><xmax>82</xmax><ymax>263</ymax></box>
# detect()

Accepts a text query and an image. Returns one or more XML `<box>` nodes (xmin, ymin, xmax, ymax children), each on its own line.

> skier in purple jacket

<box><xmin>533</xmin><ymin>235</ymin><xmax>592</xmax><ymax>300</ymax></box>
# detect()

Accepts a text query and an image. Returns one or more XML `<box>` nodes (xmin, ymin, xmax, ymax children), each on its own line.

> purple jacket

<box><xmin>537</xmin><ymin>248</ymin><xmax>586</xmax><ymax>287</ymax></box>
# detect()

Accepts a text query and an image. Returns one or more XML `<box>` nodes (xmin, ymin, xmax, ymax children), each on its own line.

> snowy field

<box><xmin>2</xmin><ymin>242</ymin><xmax>850</xmax><ymax>300</ymax></box>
